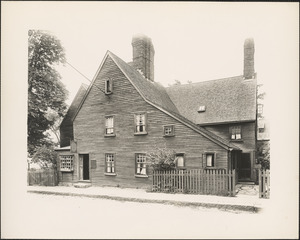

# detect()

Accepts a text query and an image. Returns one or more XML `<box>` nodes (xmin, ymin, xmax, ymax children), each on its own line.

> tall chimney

<box><xmin>132</xmin><ymin>34</ymin><xmax>155</xmax><ymax>82</ymax></box>
<box><xmin>243</xmin><ymin>38</ymin><xmax>255</xmax><ymax>79</ymax></box>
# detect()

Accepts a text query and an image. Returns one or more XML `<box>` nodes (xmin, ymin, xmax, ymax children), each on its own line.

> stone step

<box><xmin>74</xmin><ymin>182</ymin><xmax>92</xmax><ymax>188</ymax></box>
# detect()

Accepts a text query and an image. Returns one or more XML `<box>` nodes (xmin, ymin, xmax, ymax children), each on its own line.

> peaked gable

<box><xmin>166</xmin><ymin>76</ymin><xmax>257</xmax><ymax>125</ymax></box>
<box><xmin>60</xmin><ymin>83</ymin><xmax>88</xmax><ymax>147</ymax></box>
<box><xmin>72</xmin><ymin>51</ymin><xmax>240</xmax><ymax>150</ymax></box>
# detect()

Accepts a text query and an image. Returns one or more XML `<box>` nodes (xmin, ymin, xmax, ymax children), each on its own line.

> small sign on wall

<box><xmin>91</xmin><ymin>160</ymin><xmax>97</xmax><ymax>169</ymax></box>
<box><xmin>70</xmin><ymin>140</ymin><xmax>77</xmax><ymax>153</ymax></box>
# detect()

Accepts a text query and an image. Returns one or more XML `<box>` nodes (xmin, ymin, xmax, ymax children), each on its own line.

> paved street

<box><xmin>2</xmin><ymin>191</ymin><xmax>279</xmax><ymax>239</ymax></box>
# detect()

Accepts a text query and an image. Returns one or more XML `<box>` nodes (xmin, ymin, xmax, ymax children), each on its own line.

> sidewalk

<box><xmin>27</xmin><ymin>185</ymin><xmax>269</xmax><ymax>213</ymax></box>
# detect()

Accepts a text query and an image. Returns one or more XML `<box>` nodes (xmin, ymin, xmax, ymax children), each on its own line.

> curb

<box><xmin>27</xmin><ymin>190</ymin><xmax>260</xmax><ymax>213</ymax></box>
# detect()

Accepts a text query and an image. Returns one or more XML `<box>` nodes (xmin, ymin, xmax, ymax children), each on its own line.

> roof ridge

<box><xmin>166</xmin><ymin>75</ymin><xmax>244</xmax><ymax>88</ymax></box>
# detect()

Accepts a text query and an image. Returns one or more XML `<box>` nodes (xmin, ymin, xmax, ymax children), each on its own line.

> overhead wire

<box><xmin>66</xmin><ymin>61</ymin><xmax>105</xmax><ymax>94</ymax></box>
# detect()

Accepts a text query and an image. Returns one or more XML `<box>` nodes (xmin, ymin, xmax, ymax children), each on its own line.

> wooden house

<box><xmin>56</xmin><ymin>35</ymin><xmax>258</xmax><ymax>188</ymax></box>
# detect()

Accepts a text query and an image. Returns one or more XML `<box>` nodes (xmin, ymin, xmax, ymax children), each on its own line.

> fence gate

<box><xmin>27</xmin><ymin>169</ymin><xmax>58</xmax><ymax>186</ymax></box>
<box><xmin>152</xmin><ymin>169</ymin><xmax>236</xmax><ymax>196</ymax></box>
<box><xmin>259</xmin><ymin>169</ymin><xmax>270</xmax><ymax>198</ymax></box>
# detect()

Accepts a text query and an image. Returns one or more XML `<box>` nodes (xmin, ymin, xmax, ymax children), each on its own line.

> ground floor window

<box><xmin>60</xmin><ymin>155</ymin><xmax>74</xmax><ymax>172</ymax></box>
<box><xmin>105</xmin><ymin>154</ymin><xmax>115</xmax><ymax>173</ymax></box>
<box><xmin>203</xmin><ymin>152</ymin><xmax>216</xmax><ymax>168</ymax></box>
<box><xmin>135</xmin><ymin>153</ymin><xmax>147</xmax><ymax>175</ymax></box>
<box><xmin>175</xmin><ymin>153</ymin><xmax>185</xmax><ymax>168</ymax></box>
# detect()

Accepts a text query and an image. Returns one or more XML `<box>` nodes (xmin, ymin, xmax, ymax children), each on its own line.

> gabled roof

<box><xmin>71</xmin><ymin>51</ymin><xmax>240</xmax><ymax>150</ymax></box>
<box><xmin>61</xmin><ymin>83</ymin><xmax>88</xmax><ymax>127</ymax></box>
<box><xmin>166</xmin><ymin>76</ymin><xmax>257</xmax><ymax>125</ymax></box>
<box><xmin>108</xmin><ymin>52</ymin><xmax>239</xmax><ymax>150</ymax></box>
<box><xmin>109</xmin><ymin>51</ymin><xmax>179</xmax><ymax>114</ymax></box>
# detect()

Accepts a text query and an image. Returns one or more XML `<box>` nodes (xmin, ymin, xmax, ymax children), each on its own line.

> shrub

<box><xmin>146</xmin><ymin>146</ymin><xmax>177</xmax><ymax>171</ymax></box>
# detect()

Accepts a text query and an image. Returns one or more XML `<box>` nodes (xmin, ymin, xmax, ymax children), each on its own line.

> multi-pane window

<box><xmin>105</xmin><ymin>78</ymin><xmax>113</xmax><ymax>94</ymax></box>
<box><xmin>135</xmin><ymin>114</ymin><xmax>146</xmax><ymax>133</ymax></box>
<box><xmin>231</xmin><ymin>126</ymin><xmax>242</xmax><ymax>140</ymax></box>
<box><xmin>258</xmin><ymin>104</ymin><xmax>263</xmax><ymax>115</ymax></box>
<box><xmin>136</xmin><ymin>154</ymin><xmax>147</xmax><ymax>175</ymax></box>
<box><xmin>105</xmin><ymin>154</ymin><xmax>115</xmax><ymax>173</ymax></box>
<box><xmin>105</xmin><ymin>116</ymin><xmax>114</xmax><ymax>135</ymax></box>
<box><xmin>164</xmin><ymin>125</ymin><xmax>175</xmax><ymax>136</ymax></box>
<box><xmin>60</xmin><ymin>155</ymin><xmax>74</xmax><ymax>172</ymax></box>
<box><xmin>176</xmin><ymin>154</ymin><xmax>185</xmax><ymax>168</ymax></box>
<box><xmin>206</xmin><ymin>153</ymin><xmax>215</xmax><ymax>167</ymax></box>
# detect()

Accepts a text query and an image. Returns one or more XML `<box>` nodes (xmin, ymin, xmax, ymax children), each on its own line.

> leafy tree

<box><xmin>31</xmin><ymin>145</ymin><xmax>58</xmax><ymax>169</ymax></box>
<box><xmin>146</xmin><ymin>146</ymin><xmax>177</xmax><ymax>171</ymax></box>
<box><xmin>257</xmin><ymin>141</ymin><xmax>270</xmax><ymax>170</ymax></box>
<box><xmin>28</xmin><ymin>30</ymin><xmax>68</xmax><ymax>155</ymax></box>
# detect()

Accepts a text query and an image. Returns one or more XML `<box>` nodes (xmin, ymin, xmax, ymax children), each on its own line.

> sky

<box><xmin>1</xmin><ymin>2</ymin><xmax>299</xmax><ymax>238</ymax></box>
<box><xmin>4</xmin><ymin>2</ymin><xmax>295</xmax><ymax>109</ymax></box>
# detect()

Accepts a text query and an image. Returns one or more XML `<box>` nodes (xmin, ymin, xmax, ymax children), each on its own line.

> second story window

<box><xmin>135</xmin><ymin>113</ymin><xmax>147</xmax><ymax>134</ymax></box>
<box><xmin>105</xmin><ymin>78</ymin><xmax>113</xmax><ymax>94</ymax></box>
<box><xmin>163</xmin><ymin>125</ymin><xmax>175</xmax><ymax>137</ymax></box>
<box><xmin>105</xmin><ymin>116</ymin><xmax>114</xmax><ymax>135</ymax></box>
<box><xmin>258</xmin><ymin>104</ymin><xmax>263</xmax><ymax>115</ymax></box>
<box><xmin>230</xmin><ymin>125</ymin><xmax>242</xmax><ymax>140</ymax></box>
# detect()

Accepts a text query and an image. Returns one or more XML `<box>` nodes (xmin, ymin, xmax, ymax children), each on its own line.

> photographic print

<box><xmin>1</xmin><ymin>2</ymin><xmax>299</xmax><ymax>239</ymax></box>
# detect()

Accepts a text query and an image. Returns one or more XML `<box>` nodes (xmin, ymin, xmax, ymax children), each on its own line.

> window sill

<box><xmin>104</xmin><ymin>134</ymin><xmax>116</xmax><ymax>137</ymax></box>
<box><xmin>60</xmin><ymin>169</ymin><xmax>74</xmax><ymax>172</ymax></box>
<box><xmin>163</xmin><ymin>135</ymin><xmax>175</xmax><ymax>137</ymax></box>
<box><xmin>230</xmin><ymin>139</ymin><xmax>244</xmax><ymax>142</ymax></box>
<box><xmin>134</xmin><ymin>132</ymin><xmax>148</xmax><ymax>136</ymax></box>
<box><xmin>104</xmin><ymin>173</ymin><xmax>117</xmax><ymax>176</ymax></box>
<box><xmin>135</xmin><ymin>174</ymin><xmax>149</xmax><ymax>178</ymax></box>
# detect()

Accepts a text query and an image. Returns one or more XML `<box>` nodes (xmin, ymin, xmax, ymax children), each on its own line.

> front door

<box><xmin>79</xmin><ymin>154</ymin><xmax>89</xmax><ymax>180</ymax></box>
<box><xmin>237</xmin><ymin>153</ymin><xmax>251</xmax><ymax>181</ymax></box>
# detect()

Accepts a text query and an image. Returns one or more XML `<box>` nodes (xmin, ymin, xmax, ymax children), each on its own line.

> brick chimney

<box><xmin>132</xmin><ymin>34</ymin><xmax>155</xmax><ymax>82</ymax></box>
<box><xmin>243</xmin><ymin>38</ymin><xmax>255</xmax><ymax>79</ymax></box>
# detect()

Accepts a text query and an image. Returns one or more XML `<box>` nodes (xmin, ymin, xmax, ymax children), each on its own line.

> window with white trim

<box><xmin>135</xmin><ymin>113</ymin><xmax>147</xmax><ymax>134</ymax></box>
<box><xmin>105</xmin><ymin>78</ymin><xmax>113</xmax><ymax>94</ymax></box>
<box><xmin>60</xmin><ymin>155</ymin><xmax>74</xmax><ymax>172</ymax></box>
<box><xmin>105</xmin><ymin>154</ymin><xmax>115</xmax><ymax>173</ymax></box>
<box><xmin>230</xmin><ymin>126</ymin><xmax>242</xmax><ymax>140</ymax></box>
<box><xmin>135</xmin><ymin>154</ymin><xmax>147</xmax><ymax>175</ymax></box>
<box><xmin>206</xmin><ymin>153</ymin><xmax>215</xmax><ymax>167</ymax></box>
<box><xmin>105</xmin><ymin>116</ymin><xmax>114</xmax><ymax>135</ymax></box>
<box><xmin>163</xmin><ymin>125</ymin><xmax>175</xmax><ymax>137</ymax></box>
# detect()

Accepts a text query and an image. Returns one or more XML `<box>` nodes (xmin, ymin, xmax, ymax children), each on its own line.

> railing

<box><xmin>27</xmin><ymin>169</ymin><xmax>58</xmax><ymax>186</ymax></box>
<box><xmin>259</xmin><ymin>169</ymin><xmax>270</xmax><ymax>198</ymax></box>
<box><xmin>152</xmin><ymin>169</ymin><xmax>236</xmax><ymax>196</ymax></box>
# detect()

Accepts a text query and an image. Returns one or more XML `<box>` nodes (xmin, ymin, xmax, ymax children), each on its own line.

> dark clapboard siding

<box><xmin>73</xmin><ymin>55</ymin><xmax>229</xmax><ymax>189</ymax></box>
<box><xmin>204</xmin><ymin>122</ymin><xmax>256</xmax><ymax>152</ymax></box>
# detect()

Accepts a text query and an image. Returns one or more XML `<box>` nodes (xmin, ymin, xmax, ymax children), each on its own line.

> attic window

<box><xmin>105</xmin><ymin>78</ymin><xmax>113</xmax><ymax>94</ymax></box>
<box><xmin>198</xmin><ymin>106</ymin><xmax>206</xmax><ymax>112</ymax></box>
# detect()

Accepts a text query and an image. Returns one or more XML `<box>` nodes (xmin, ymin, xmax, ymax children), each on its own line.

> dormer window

<box><xmin>198</xmin><ymin>105</ymin><xmax>206</xmax><ymax>112</ymax></box>
<box><xmin>230</xmin><ymin>125</ymin><xmax>242</xmax><ymax>140</ymax></box>
<box><xmin>105</xmin><ymin>78</ymin><xmax>113</xmax><ymax>94</ymax></box>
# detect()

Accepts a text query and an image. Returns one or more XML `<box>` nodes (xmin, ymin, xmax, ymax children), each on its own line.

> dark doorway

<box><xmin>79</xmin><ymin>154</ymin><xmax>89</xmax><ymax>180</ymax></box>
<box><xmin>237</xmin><ymin>153</ymin><xmax>251</xmax><ymax>181</ymax></box>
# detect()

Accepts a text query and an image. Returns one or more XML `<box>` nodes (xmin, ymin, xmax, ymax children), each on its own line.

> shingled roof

<box><xmin>108</xmin><ymin>51</ymin><xmax>240</xmax><ymax>150</ymax></box>
<box><xmin>108</xmin><ymin>51</ymin><xmax>179</xmax><ymax>114</ymax></box>
<box><xmin>166</xmin><ymin>76</ymin><xmax>257</xmax><ymax>125</ymax></box>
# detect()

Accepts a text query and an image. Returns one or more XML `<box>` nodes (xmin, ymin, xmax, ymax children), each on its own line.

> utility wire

<box><xmin>66</xmin><ymin>61</ymin><xmax>105</xmax><ymax>94</ymax></box>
